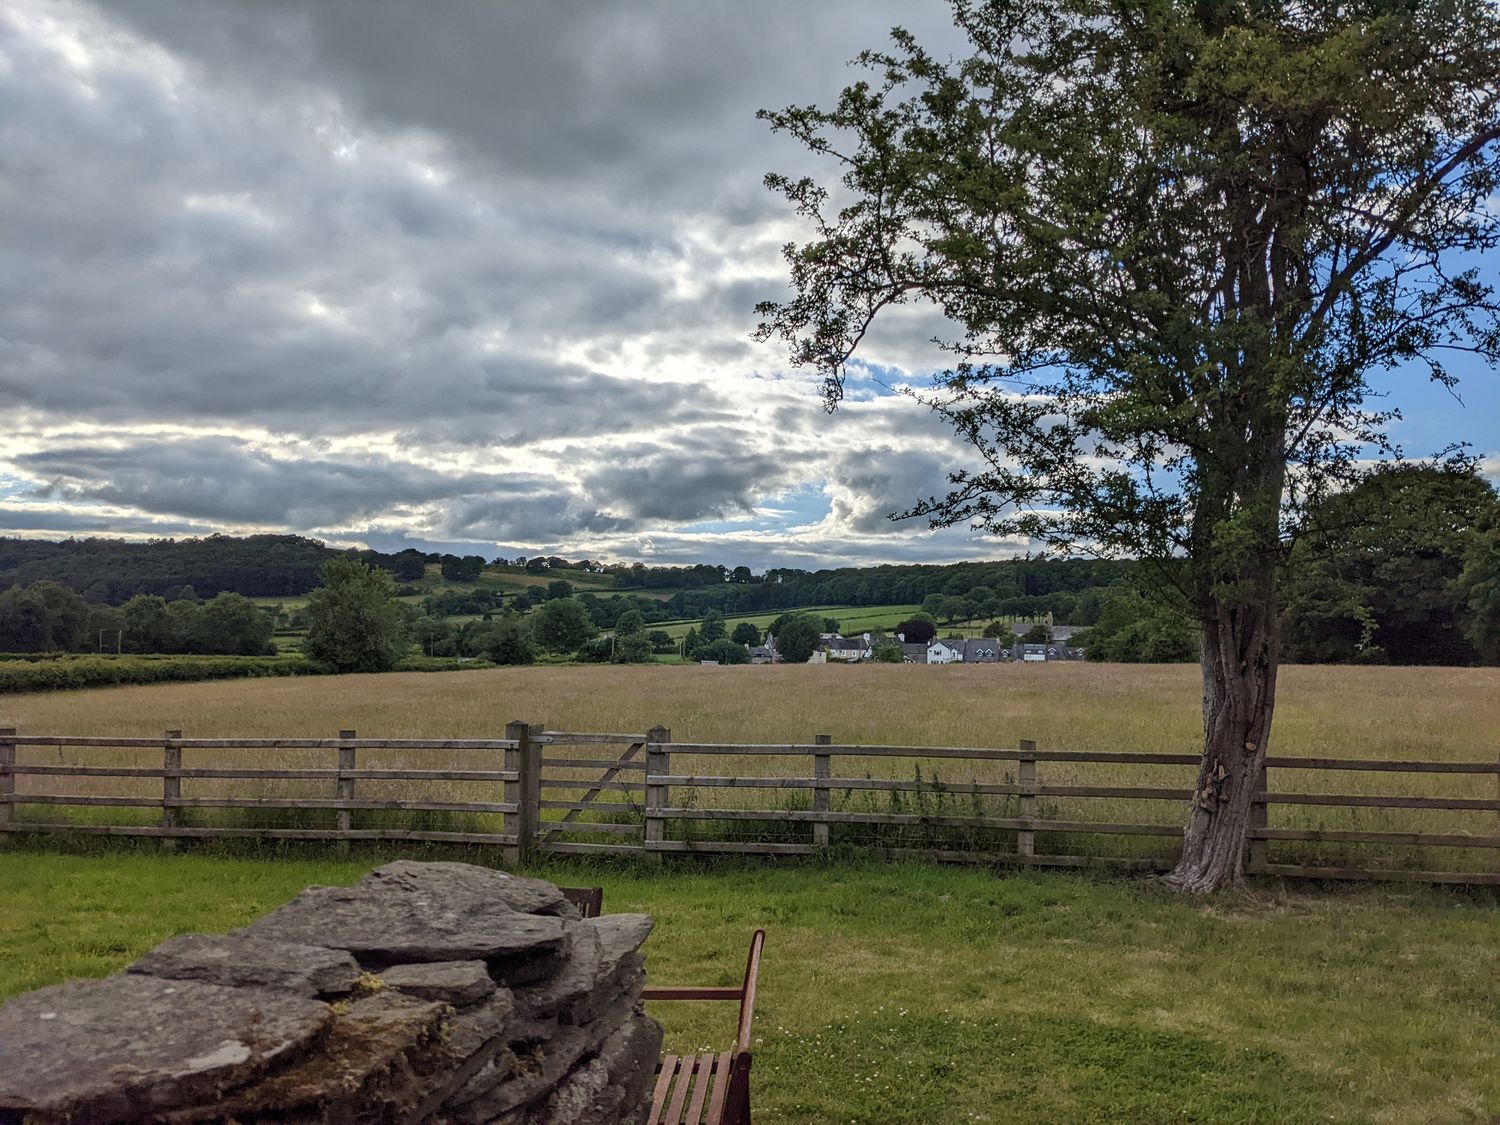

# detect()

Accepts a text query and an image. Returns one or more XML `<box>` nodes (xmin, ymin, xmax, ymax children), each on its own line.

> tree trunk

<box><xmin>1162</xmin><ymin>593</ymin><xmax>1280</xmax><ymax>894</ymax></box>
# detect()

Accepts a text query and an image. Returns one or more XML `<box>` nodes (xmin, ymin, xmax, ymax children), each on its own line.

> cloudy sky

<box><xmin>2</xmin><ymin>1</ymin><xmax>1496</xmax><ymax>571</ymax></box>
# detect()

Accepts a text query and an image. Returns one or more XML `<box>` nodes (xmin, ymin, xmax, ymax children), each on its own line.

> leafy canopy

<box><xmin>305</xmin><ymin>558</ymin><xmax>410</xmax><ymax>673</ymax></box>
<box><xmin>757</xmin><ymin>0</ymin><xmax>1500</xmax><ymax>615</ymax></box>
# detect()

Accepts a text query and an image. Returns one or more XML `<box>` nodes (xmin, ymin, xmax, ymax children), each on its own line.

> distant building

<box><xmin>961</xmin><ymin>638</ymin><xmax>1001</xmax><ymax>663</ymax></box>
<box><xmin>927</xmin><ymin>640</ymin><xmax>962</xmax><ymax>665</ymax></box>
<box><xmin>900</xmin><ymin>643</ymin><xmax>929</xmax><ymax>664</ymax></box>
<box><xmin>826</xmin><ymin>637</ymin><xmax>869</xmax><ymax>662</ymax></box>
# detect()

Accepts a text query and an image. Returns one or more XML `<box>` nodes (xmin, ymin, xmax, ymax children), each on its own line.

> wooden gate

<box><xmin>532</xmin><ymin>727</ymin><xmax>656</xmax><ymax>855</ymax></box>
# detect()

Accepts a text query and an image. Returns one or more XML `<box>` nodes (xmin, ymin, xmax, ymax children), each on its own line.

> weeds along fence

<box><xmin>1</xmin><ymin>724</ymin><xmax>1498</xmax><ymax>884</ymax></box>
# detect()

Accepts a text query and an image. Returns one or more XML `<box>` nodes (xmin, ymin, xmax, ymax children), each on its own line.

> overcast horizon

<box><xmin>3</xmin><ymin>0</ymin><xmax>1497</xmax><ymax>572</ymax></box>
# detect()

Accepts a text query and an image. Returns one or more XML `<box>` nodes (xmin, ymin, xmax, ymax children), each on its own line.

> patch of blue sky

<box><xmin>672</xmin><ymin>487</ymin><xmax>832</xmax><ymax>537</ymax></box>
<box><xmin>0</xmin><ymin>475</ymin><xmax>34</xmax><ymax>501</ymax></box>
<box><xmin>841</xmin><ymin>357</ymin><xmax>917</xmax><ymax>399</ymax></box>
<box><xmin>758</xmin><ymin>483</ymin><xmax>832</xmax><ymax>524</ymax></box>
<box><xmin>1368</xmin><ymin>355</ymin><xmax>1500</xmax><ymax>461</ymax></box>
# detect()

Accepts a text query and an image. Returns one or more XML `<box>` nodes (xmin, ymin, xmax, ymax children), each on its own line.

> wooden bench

<box><xmin>559</xmin><ymin>885</ymin><xmax>604</xmax><ymax>918</ymax></box>
<box><xmin>556</xmin><ymin>887</ymin><xmax>765</xmax><ymax>1123</ymax></box>
<box><xmin>642</xmin><ymin>929</ymin><xmax>765</xmax><ymax>1125</ymax></box>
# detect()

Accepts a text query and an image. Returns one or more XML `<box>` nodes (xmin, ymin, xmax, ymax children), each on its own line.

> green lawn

<box><xmin>2</xmin><ymin>848</ymin><xmax>1496</xmax><ymax>1122</ymax></box>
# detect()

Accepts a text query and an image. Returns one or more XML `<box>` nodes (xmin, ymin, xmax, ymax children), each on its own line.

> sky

<box><xmin>1</xmin><ymin>0</ymin><xmax>1496</xmax><ymax>572</ymax></box>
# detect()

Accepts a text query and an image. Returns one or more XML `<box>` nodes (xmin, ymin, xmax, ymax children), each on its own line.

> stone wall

<box><xmin>0</xmin><ymin>862</ymin><xmax>662</xmax><ymax>1124</ymax></box>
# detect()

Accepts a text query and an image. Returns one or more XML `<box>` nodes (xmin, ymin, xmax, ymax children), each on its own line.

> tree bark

<box><xmin>1162</xmin><ymin>592</ymin><xmax>1280</xmax><ymax>894</ymax></box>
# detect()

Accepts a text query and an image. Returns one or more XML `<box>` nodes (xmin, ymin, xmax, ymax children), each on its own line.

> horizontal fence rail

<box><xmin>1</xmin><ymin>725</ymin><xmax>1497</xmax><ymax>884</ymax></box>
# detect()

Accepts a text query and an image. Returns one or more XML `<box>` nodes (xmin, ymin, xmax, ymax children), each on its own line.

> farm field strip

<box><xmin>4</xmin><ymin>663</ymin><xmax>1497</xmax><ymax>872</ymax></box>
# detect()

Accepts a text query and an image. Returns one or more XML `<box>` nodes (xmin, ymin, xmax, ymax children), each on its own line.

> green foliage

<box><xmin>1084</xmin><ymin>589</ymin><xmax>1198</xmax><ymax>663</ymax></box>
<box><xmin>190</xmin><ymin>593</ymin><xmax>276</xmax><ymax>656</ymax></box>
<box><xmin>730</xmin><ymin>621</ymin><xmax>761</xmax><ymax>646</ymax></box>
<box><xmin>647</xmin><ymin>630</ymin><xmax>676</xmax><ymax>653</ymax></box>
<box><xmin>698</xmin><ymin>609</ymin><xmax>727</xmax><ymax>644</ymax></box>
<box><xmin>693</xmin><ymin>638</ymin><xmax>750</xmax><ymax>664</ymax></box>
<box><xmin>1281</xmin><ymin>466</ymin><xmax>1500</xmax><ymax>665</ymax></box>
<box><xmin>611</xmin><ymin>630</ymin><xmax>654</xmax><ymax>664</ymax></box>
<box><xmin>0</xmin><ymin>581</ymin><xmax>90</xmax><ymax>652</ymax></box>
<box><xmin>0</xmin><ymin>584</ymin><xmax>273</xmax><ymax>656</ymax></box>
<box><xmin>304</xmin><ymin>558</ymin><xmax>411</xmax><ymax>673</ymax></box>
<box><xmin>894</xmin><ymin>617</ymin><xmax>936</xmax><ymax>645</ymax></box>
<box><xmin>575</xmin><ymin>636</ymin><xmax>614</xmax><ymax>664</ymax></box>
<box><xmin>872</xmin><ymin>643</ymin><xmax>904</xmax><ymax>663</ymax></box>
<box><xmin>482</xmin><ymin>616</ymin><xmax>536</xmax><ymax>666</ymax></box>
<box><xmin>0</xmin><ymin>655</ymin><xmax>318</xmax><ymax>694</ymax></box>
<box><xmin>755</xmin><ymin>0</ymin><xmax>1500</xmax><ymax>682</ymax></box>
<box><xmin>438</xmin><ymin>554</ymin><xmax>485</xmax><ymax>582</ymax></box>
<box><xmin>530</xmin><ymin>597</ymin><xmax>598</xmax><ymax>653</ymax></box>
<box><xmin>773</xmin><ymin>614</ymin><xmax>821</xmax><ymax>663</ymax></box>
<box><xmin>1020</xmin><ymin>624</ymin><xmax>1052</xmax><ymax>645</ymax></box>
<box><xmin>1460</xmin><ymin>509</ymin><xmax>1500</xmax><ymax>665</ymax></box>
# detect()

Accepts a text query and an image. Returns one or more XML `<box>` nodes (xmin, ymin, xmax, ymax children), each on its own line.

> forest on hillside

<box><xmin>1</xmin><ymin>465</ymin><xmax>1496</xmax><ymax>665</ymax></box>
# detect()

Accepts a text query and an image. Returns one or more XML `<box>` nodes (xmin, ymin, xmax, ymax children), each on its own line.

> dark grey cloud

<box><xmin>17</xmin><ymin>438</ymin><xmax>526</xmax><ymax>527</ymax></box>
<box><xmin>0</xmin><ymin>0</ymin><xmax>1027</xmax><ymax>566</ymax></box>
<box><xmin>583</xmin><ymin>449</ymin><xmax>793</xmax><ymax>523</ymax></box>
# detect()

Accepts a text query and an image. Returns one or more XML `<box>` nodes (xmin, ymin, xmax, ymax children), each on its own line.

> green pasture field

<box><xmin>1</xmin><ymin>849</ymin><xmax>1496</xmax><ymax>1122</ymax></box>
<box><xmin>653</xmin><ymin>603</ymin><xmax>1045</xmax><ymax>642</ymax></box>
<box><xmin>655</xmin><ymin>604</ymin><xmax>923</xmax><ymax>641</ymax></box>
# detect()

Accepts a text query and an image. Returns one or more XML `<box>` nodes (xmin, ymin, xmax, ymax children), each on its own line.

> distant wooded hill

<box><xmin>0</xmin><ymin>533</ymin><xmax>1134</xmax><ymax>619</ymax></box>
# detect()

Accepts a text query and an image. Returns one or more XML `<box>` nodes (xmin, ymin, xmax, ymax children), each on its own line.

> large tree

<box><xmin>1280</xmin><ymin>465</ymin><xmax>1500</xmax><ymax>664</ymax></box>
<box><xmin>305</xmin><ymin>558</ymin><xmax>411</xmax><ymax>673</ymax></box>
<box><xmin>757</xmin><ymin>0</ymin><xmax>1500</xmax><ymax>891</ymax></box>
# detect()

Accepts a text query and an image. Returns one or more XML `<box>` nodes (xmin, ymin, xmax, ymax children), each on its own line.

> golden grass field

<box><xmin>3</xmin><ymin>662</ymin><xmax>1497</xmax><ymax>871</ymax></box>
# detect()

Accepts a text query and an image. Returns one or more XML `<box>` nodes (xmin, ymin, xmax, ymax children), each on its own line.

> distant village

<box><xmin>741</xmin><ymin>625</ymin><xmax>1087</xmax><ymax>666</ymax></box>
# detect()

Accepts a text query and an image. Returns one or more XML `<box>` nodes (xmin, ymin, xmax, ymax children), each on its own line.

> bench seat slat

<box><xmin>651</xmin><ymin>1055</ymin><xmax>680</xmax><ymax>1122</ymax></box>
<box><xmin>664</xmin><ymin>1053</ymin><xmax>695</xmax><ymax>1124</ymax></box>
<box><xmin>685</xmin><ymin>1053</ymin><xmax>715</xmax><ymax>1122</ymax></box>
<box><xmin>706</xmin><ymin>1051</ymin><xmax>733</xmax><ymax>1125</ymax></box>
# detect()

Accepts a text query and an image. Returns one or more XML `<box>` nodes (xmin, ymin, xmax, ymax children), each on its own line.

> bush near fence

<box><xmin>0</xmin><ymin>653</ymin><xmax>498</xmax><ymax>694</ymax></box>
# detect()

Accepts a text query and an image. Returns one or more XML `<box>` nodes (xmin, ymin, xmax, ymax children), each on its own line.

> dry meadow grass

<box><xmin>3</xmin><ymin>663</ymin><xmax>1497</xmax><ymax>870</ymax></box>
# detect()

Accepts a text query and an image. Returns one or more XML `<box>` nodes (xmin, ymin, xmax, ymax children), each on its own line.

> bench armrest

<box><xmin>735</xmin><ymin>930</ymin><xmax>766</xmax><ymax>1056</ymax></box>
<box><xmin>641</xmin><ymin>986</ymin><xmax>743</xmax><ymax>1001</ymax></box>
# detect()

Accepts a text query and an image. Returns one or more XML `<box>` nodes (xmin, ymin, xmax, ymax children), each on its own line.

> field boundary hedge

<box><xmin>0</xmin><ymin>654</ymin><xmax>494</xmax><ymax>693</ymax></box>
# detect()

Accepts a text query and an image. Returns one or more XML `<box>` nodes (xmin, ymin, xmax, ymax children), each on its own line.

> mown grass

<box><xmin>1</xmin><ymin>848</ymin><xmax>1496</xmax><ymax>1122</ymax></box>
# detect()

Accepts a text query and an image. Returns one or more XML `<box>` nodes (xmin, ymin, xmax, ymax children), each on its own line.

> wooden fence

<box><xmin>2</xmin><ymin>724</ymin><xmax>1497</xmax><ymax>884</ymax></box>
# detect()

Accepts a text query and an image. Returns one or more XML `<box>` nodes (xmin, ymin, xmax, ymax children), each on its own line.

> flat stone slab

<box><xmin>0</xmin><ymin>974</ymin><xmax>331</xmax><ymax>1124</ymax></box>
<box><xmin>173</xmin><ymin>991</ymin><xmax>450</xmax><ymax>1123</ymax></box>
<box><xmin>590</xmin><ymin>915</ymin><xmax>654</xmax><ymax>976</ymax></box>
<box><xmin>378</xmin><ymin>960</ymin><xmax>497</xmax><ymax>1007</ymax></box>
<box><xmin>128</xmin><ymin>933</ymin><xmax>361</xmax><ymax>996</ymax></box>
<box><xmin>240</xmin><ymin>882</ymin><xmax>568</xmax><ymax>967</ymax></box>
<box><xmin>363</xmin><ymin>861</ymin><xmax>575</xmax><ymax>916</ymax></box>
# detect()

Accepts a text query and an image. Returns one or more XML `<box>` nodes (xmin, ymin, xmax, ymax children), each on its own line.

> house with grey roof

<box><xmin>961</xmin><ymin>638</ymin><xmax>1002</xmax><ymax>663</ymax></box>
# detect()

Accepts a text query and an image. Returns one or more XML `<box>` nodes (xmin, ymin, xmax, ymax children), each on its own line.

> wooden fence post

<box><xmin>1248</xmin><ymin>760</ymin><xmax>1268</xmax><ymax>874</ymax></box>
<box><xmin>812</xmin><ymin>734</ymin><xmax>831</xmax><ymax>848</ymax></box>
<box><xmin>162</xmin><ymin>729</ymin><xmax>182</xmax><ymax>844</ymax></box>
<box><xmin>644</xmin><ymin>724</ymin><xmax>670</xmax><ymax>864</ymax></box>
<box><xmin>0</xmin><ymin>727</ymin><xmax>15</xmax><ymax>831</ymax></box>
<box><xmin>504</xmin><ymin>721</ymin><xmax>537</xmax><ymax>867</ymax></box>
<box><xmin>1017</xmin><ymin>738</ymin><xmax>1036</xmax><ymax>859</ymax></box>
<box><xmin>336</xmin><ymin>729</ymin><xmax>356</xmax><ymax>849</ymax></box>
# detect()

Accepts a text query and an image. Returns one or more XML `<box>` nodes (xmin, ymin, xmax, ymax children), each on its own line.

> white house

<box><xmin>927</xmin><ymin>639</ymin><xmax>962</xmax><ymax>664</ymax></box>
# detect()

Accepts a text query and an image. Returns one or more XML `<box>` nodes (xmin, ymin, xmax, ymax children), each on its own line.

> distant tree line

<box><xmin>0</xmin><ymin>582</ymin><xmax>276</xmax><ymax>655</ymax></box>
<box><xmin>6</xmin><ymin>464</ymin><xmax>1497</xmax><ymax>667</ymax></box>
